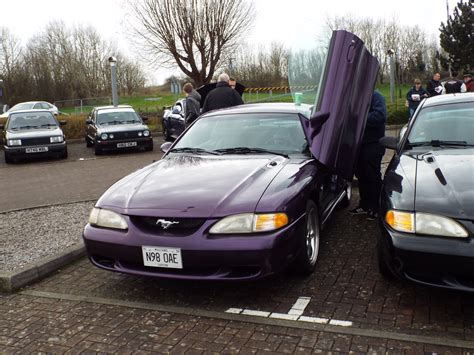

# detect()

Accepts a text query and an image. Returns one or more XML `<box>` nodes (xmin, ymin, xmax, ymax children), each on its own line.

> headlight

<box><xmin>138</xmin><ymin>131</ymin><xmax>143</xmax><ymax>137</ymax></box>
<box><xmin>109</xmin><ymin>134</ymin><xmax>114</xmax><ymax>139</ymax></box>
<box><xmin>88</xmin><ymin>207</ymin><xmax>128</xmax><ymax>230</ymax></box>
<box><xmin>50</xmin><ymin>136</ymin><xmax>64</xmax><ymax>143</ymax></box>
<box><xmin>7</xmin><ymin>139</ymin><xmax>22</xmax><ymax>146</ymax></box>
<box><xmin>385</xmin><ymin>210</ymin><xmax>468</xmax><ymax>238</ymax></box>
<box><xmin>416</xmin><ymin>213</ymin><xmax>468</xmax><ymax>238</ymax></box>
<box><xmin>100</xmin><ymin>133</ymin><xmax>108</xmax><ymax>140</ymax></box>
<box><xmin>209</xmin><ymin>213</ymin><xmax>288</xmax><ymax>234</ymax></box>
<box><xmin>143</xmin><ymin>130</ymin><xmax>150</xmax><ymax>137</ymax></box>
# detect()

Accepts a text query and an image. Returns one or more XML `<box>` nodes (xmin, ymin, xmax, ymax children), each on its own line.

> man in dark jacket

<box><xmin>443</xmin><ymin>73</ymin><xmax>467</xmax><ymax>93</ymax></box>
<box><xmin>201</xmin><ymin>73</ymin><xmax>244</xmax><ymax>113</ymax></box>
<box><xmin>350</xmin><ymin>91</ymin><xmax>387</xmax><ymax>219</ymax></box>
<box><xmin>182</xmin><ymin>83</ymin><xmax>201</xmax><ymax>125</ymax></box>
<box><xmin>406</xmin><ymin>79</ymin><xmax>428</xmax><ymax>118</ymax></box>
<box><xmin>426</xmin><ymin>73</ymin><xmax>443</xmax><ymax>96</ymax></box>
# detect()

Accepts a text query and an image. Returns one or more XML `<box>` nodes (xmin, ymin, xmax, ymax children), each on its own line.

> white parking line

<box><xmin>224</xmin><ymin>296</ymin><xmax>353</xmax><ymax>328</ymax></box>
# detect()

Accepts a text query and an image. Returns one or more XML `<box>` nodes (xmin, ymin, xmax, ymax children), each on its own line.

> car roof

<box><xmin>13</xmin><ymin>101</ymin><xmax>49</xmax><ymax>105</ymax></box>
<box><xmin>94</xmin><ymin>105</ymin><xmax>134</xmax><ymax>111</ymax></box>
<box><xmin>422</xmin><ymin>93</ymin><xmax>474</xmax><ymax>108</ymax></box>
<box><xmin>7</xmin><ymin>109</ymin><xmax>52</xmax><ymax>115</ymax></box>
<box><xmin>202</xmin><ymin>103</ymin><xmax>313</xmax><ymax>117</ymax></box>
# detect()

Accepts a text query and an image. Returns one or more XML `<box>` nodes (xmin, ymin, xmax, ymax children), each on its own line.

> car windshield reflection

<box><xmin>7</xmin><ymin>112</ymin><xmax>57</xmax><ymax>130</ymax></box>
<box><xmin>173</xmin><ymin>113</ymin><xmax>309</xmax><ymax>155</ymax></box>
<box><xmin>97</xmin><ymin>110</ymin><xmax>142</xmax><ymax>125</ymax></box>
<box><xmin>408</xmin><ymin>102</ymin><xmax>474</xmax><ymax>146</ymax></box>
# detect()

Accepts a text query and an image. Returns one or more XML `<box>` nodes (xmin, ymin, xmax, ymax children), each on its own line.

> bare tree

<box><xmin>128</xmin><ymin>0</ymin><xmax>255</xmax><ymax>86</ymax></box>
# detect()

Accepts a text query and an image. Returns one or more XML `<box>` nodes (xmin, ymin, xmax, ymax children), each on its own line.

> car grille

<box><xmin>110</xmin><ymin>131</ymin><xmax>141</xmax><ymax>140</ymax></box>
<box><xmin>21</xmin><ymin>137</ymin><xmax>51</xmax><ymax>146</ymax></box>
<box><xmin>130</xmin><ymin>216</ymin><xmax>206</xmax><ymax>236</ymax></box>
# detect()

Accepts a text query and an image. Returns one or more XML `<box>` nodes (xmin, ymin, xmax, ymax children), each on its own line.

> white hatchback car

<box><xmin>0</xmin><ymin>101</ymin><xmax>59</xmax><ymax>118</ymax></box>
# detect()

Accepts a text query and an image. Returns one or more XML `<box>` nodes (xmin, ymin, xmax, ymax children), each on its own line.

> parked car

<box><xmin>378</xmin><ymin>93</ymin><xmax>474</xmax><ymax>292</ymax></box>
<box><xmin>0</xmin><ymin>110</ymin><xmax>67</xmax><ymax>163</ymax></box>
<box><xmin>162</xmin><ymin>99</ymin><xmax>186</xmax><ymax>141</ymax></box>
<box><xmin>85</xmin><ymin>105</ymin><xmax>153</xmax><ymax>155</ymax></box>
<box><xmin>82</xmin><ymin>30</ymin><xmax>379</xmax><ymax>281</ymax></box>
<box><xmin>0</xmin><ymin>101</ymin><xmax>59</xmax><ymax>119</ymax></box>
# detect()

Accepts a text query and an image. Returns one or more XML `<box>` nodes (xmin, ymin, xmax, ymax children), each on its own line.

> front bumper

<box><xmin>4</xmin><ymin>142</ymin><xmax>67</xmax><ymax>158</ymax></box>
<box><xmin>83</xmin><ymin>214</ymin><xmax>305</xmax><ymax>281</ymax></box>
<box><xmin>380</xmin><ymin>223</ymin><xmax>474</xmax><ymax>292</ymax></box>
<box><xmin>96</xmin><ymin>137</ymin><xmax>152</xmax><ymax>151</ymax></box>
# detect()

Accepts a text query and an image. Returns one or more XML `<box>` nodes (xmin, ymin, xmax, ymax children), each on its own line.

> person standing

<box><xmin>426</xmin><ymin>73</ymin><xmax>443</xmax><ymax>97</ymax></box>
<box><xmin>182</xmin><ymin>83</ymin><xmax>201</xmax><ymax>125</ymax></box>
<box><xmin>350</xmin><ymin>91</ymin><xmax>387</xmax><ymax>220</ymax></box>
<box><xmin>406</xmin><ymin>79</ymin><xmax>428</xmax><ymax>118</ymax></box>
<box><xmin>443</xmin><ymin>73</ymin><xmax>467</xmax><ymax>93</ymax></box>
<box><xmin>201</xmin><ymin>73</ymin><xmax>244</xmax><ymax>113</ymax></box>
<box><xmin>463</xmin><ymin>73</ymin><xmax>474</xmax><ymax>92</ymax></box>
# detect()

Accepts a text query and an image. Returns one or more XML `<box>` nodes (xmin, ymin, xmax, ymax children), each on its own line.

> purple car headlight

<box><xmin>209</xmin><ymin>213</ymin><xmax>288</xmax><ymax>234</ymax></box>
<box><xmin>89</xmin><ymin>207</ymin><xmax>128</xmax><ymax>230</ymax></box>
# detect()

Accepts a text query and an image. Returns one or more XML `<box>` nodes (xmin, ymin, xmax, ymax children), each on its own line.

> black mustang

<box><xmin>378</xmin><ymin>93</ymin><xmax>474</xmax><ymax>292</ymax></box>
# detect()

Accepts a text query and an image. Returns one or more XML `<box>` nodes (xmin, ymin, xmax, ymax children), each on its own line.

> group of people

<box><xmin>406</xmin><ymin>72</ymin><xmax>473</xmax><ymax>117</ymax></box>
<box><xmin>181</xmin><ymin>73</ymin><xmax>244</xmax><ymax>125</ymax></box>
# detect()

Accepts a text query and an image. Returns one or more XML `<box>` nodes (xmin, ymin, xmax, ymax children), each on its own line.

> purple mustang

<box><xmin>83</xmin><ymin>30</ymin><xmax>380</xmax><ymax>280</ymax></box>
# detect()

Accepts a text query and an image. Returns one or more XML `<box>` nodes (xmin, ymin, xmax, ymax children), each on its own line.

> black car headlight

<box><xmin>50</xmin><ymin>136</ymin><xmax>64</xmax><ymax>143</ymax></box>
<box><xmin>100</xmin><ymin>133</ymin><xmax>108</xmax><ymax>140</ymax></box>
<box><xmin>386</xmin><ymin>210</ymin><xmax>468</xmax><ymax>238</ymax></box>
<box><xmin>7</xmin><ymin>139</ymin><xmax>22</xmax><ymax>146</ymax></box>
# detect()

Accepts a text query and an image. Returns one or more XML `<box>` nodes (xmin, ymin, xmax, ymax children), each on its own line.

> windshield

<box><xmin>408</xmin><ymin>102</ymin><xmax>474</xmax><ymax>145</ymax></box>
<box><xmin>9</xmin><ymin>103</ymin><xmax>35</xmax><ymax>111</ymax></box>
<box><xmin>97</xmin><ymin>110</ymin><xmax>142</xmax><ymax>125</ymax></box>
<box><xmin>174</xmin><ymin>113</ymin><xmax>308</xmax><ymax>155</ymax></box>
<box><xmin>7</xmin><ymin>112</ymin><xmax>57</xmax><ymax>130</ymax></box>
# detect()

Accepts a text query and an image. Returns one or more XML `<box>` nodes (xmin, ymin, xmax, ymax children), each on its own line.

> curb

<box><xmin>0</xmin><ymin>244</ymin><xmax>85</xmax><ymax>293</ymax></box>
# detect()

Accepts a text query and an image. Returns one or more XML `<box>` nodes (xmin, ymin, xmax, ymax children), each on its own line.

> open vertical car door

<box><xmin>299</xmin><ymin>30</ymin><xmax>380</xmax><ymax>180</ymax></box>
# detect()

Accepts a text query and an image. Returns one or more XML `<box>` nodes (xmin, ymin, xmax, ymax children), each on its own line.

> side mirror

<box><xmin>59</xmin><ymin>120</ymin><xmax>67</xmax><ymax>126</ymax></box>
<box><xmin>141</xmin><ymin>116</ymin><xmax>149</xmax><ymax>122</ymax></box>
<box><xmin>379</xmin><ymin>136</ymin><xmax>398</xmax><ymax>150</ymax></box>
<box><xmin>86</xmin><ymin>119</ymin><xmax>93</xmax><ymax>125</ymax></box>
<box><xmin>160</xmin><ymin>142</ymin><xmax>172</xmax><ymax>153</ymax></box>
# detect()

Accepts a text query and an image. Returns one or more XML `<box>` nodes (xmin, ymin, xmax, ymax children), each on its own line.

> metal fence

<box><xmin>54</xmin><ymin>97</ymin><xmax>111</xmax><ymax>114</ymax></box>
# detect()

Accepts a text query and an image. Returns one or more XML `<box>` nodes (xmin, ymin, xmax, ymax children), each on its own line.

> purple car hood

<box><xmin>97</xmin><ymin>154</ymin><xmax>287</xmax><ymax>218</ymax></box>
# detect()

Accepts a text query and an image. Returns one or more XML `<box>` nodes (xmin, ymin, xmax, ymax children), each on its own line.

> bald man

<box><xmin>202</xmin><ymin>73</ymin><xmax>244</xmax><ymax>113</ymax></box>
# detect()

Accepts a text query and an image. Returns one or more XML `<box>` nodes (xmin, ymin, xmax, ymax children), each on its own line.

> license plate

<box><xmin>142</xmin><ymin>246</ymin><xmax>183</xmax><ymax>269</ymax></box>
<box><xmin>117</xmin><ymin>142</ymin><xmax>137</xmax><ymax>148</ymax></box>
<box><xmin>25</xmin><ymin>147</ymin><xmax>49</xmax><ymax>153</ymax></box>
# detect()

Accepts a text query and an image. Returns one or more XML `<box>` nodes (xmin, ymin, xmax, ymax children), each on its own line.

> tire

<box><xmin>162</xmin><ymin>122</ymin><xmax>171</xmax><ymax>141</ymax></box>
<box><xmin>94</xmin><ymin>143</ymin><xmax>102</xmax><ymax>156</ymax></box>
<box><xmin>4</xmin><ymin>152</ymin><xmax>13</xmax><ymax>164</ymax></box>
<box><xmin>339</xmin><ymin>182</ymin><xmax>352</xmax><ymax>208</ymax></box>
<box><xmin>85</xmin><ymin>135</ymin><xmax>93</xmax><ymax>147</ymax></box>
<box><xmin>61</xmin><ymin>147</ymin><xmax>68</xmax><ymax>159</ymax></box>
<box><xmin>377</xmin><ymin>239</ymin><xmax>395</xmax><ymax>280</ymax></box>
<box><xmin>145</xmin><ymin>141</ymin><xmax>154</xmax><ymax>152</ymax></box>
<box><xmin>294</xmin><ymin>200</ymin><xmax>320</xmax><ymax>275</ymax></box>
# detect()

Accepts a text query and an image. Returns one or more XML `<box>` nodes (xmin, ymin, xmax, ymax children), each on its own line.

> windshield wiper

<box><xmin>214</xmin><ymin>147</ymin><xmax>289</xmax><ymax>159</ymax></box>
<box><xmin>408</xmin><ymin>140</ymin><xmax>473</xmax><ymax>148</ymax></box>
<box><xmin>39</xmin><ymin>123</ymin><xmax>57</xmax><ymax>128</ymax></box>
<box><xmin>125</xmin><ymin>120</ymin><xmax>141</xmax><ymax>124</ymax></box>
<box><xmin>169</xmin><ymin>147</ymin><xmax>220</xmax><ymax>155</ymax></box>
<box><xmin>16</xmin><ymin>125</ymin><xmax>39</xmax><ymax>130</ymax></box>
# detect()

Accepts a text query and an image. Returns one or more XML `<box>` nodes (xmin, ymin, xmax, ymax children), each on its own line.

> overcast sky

<box><xmin>2</xmin><ymin>0</ymin><xmax>459</xmax><ymax>84</ymax></box>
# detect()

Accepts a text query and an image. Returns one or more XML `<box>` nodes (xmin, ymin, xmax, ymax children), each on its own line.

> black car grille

<box><xmin>130</xmin><ymin>216</ymin><xmax>206</xmax><ymax>236</ymax></box>
<box><xmin>109</xmin><ymin>131</ymin><xmax>140</xmax><ymax>140</ymax></box>
<box><xmin>21</xmin><ymin>137</ymin><xmax>51</xmax><ymax>146</ymax></box>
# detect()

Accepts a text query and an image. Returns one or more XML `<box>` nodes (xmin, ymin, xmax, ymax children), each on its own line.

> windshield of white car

<box><xmin>9</xmin><ymin>103</ymin><xmax>35</xmax><ymax>111</ymax></box>
<box><xmin>173</xmin><ymin>113</ymin><xmax>309</xmax><ymax>155</ymax></box>
<box><xmin>408</xmin><ymin>102</ymin><xmax>474</xmax><ymax>146</ymax></box>
<box><xmin>7</xmin><ymin>112</ymin><xmax>57</xmax><ymax>130</ymax></box>
<box><xmin>97</xmin><ymin>111</ymin><xmax>142</xmax><ymax>125</ymax></box>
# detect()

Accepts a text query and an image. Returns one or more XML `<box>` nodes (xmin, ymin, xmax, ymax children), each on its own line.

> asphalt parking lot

<box><xmin>1</xmin><ymin>133</ymin><xmax>474</xmax><ymax>353</ymax></box>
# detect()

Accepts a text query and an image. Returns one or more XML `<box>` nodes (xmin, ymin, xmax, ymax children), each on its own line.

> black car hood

<box><xmin>414</xmin><ymin>148</ymin><xmax>474</xmax><ymax>220</ymax></box>
<box><xmin>97</xmin><ymin>123</ymin><xmax>149</xmax><ymax>134</ymax></box>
